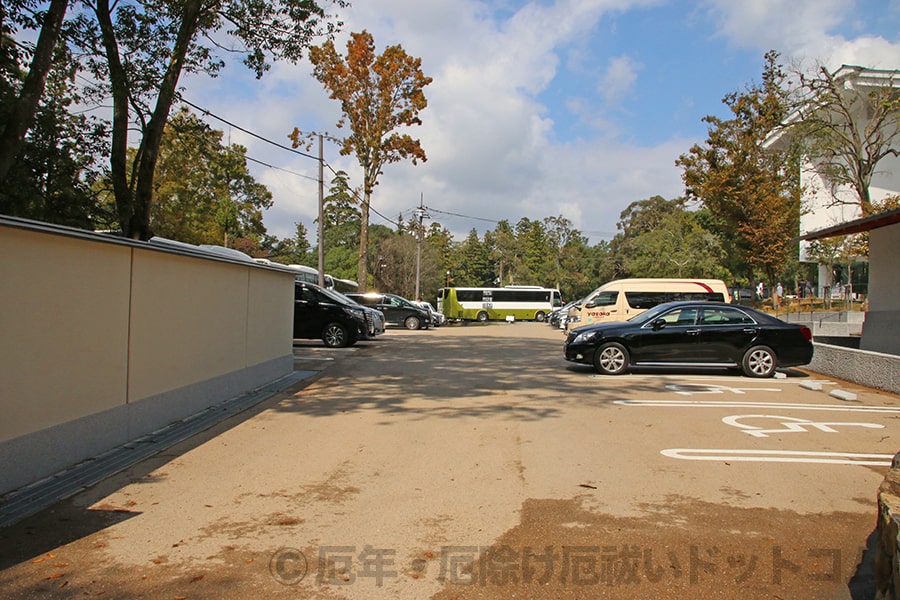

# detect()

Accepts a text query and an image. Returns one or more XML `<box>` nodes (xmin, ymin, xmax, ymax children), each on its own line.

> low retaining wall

<box><xmin>808</xmin><ymin>343</ymin><xmax>900</xmax><ymax>395</ymax></box>
<box><xmin>0</xmin><ymin>217</ymin><xmax>295</xmax><ymax>496</ymax></box>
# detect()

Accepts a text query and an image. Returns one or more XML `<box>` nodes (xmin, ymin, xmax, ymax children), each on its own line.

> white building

<box><xmin>765</xmin><ymin>65</ymin><xmax>900</xmax><ymax>295</ymax></box>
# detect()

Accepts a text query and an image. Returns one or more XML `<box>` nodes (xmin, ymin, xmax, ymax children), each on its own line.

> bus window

<box><xmin>587</xmin><ymin>291</ymin><xmax>618</xmax><ymax>308</ymax></box>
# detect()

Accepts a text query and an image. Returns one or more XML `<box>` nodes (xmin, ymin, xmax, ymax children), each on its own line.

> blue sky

<box><xmin>187</xmin><ymin>0</ymin><xmax>900</xmax><ymax>244</ymax></box>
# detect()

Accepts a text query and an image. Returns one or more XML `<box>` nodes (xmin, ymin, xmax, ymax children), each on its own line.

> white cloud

<box><xmin>599</xmin><ymin>55</ymin><xmax>642</xmax><ymax>106</ymax></box>
<box><xmin>183</xmin><ymin>0</ymin><xmax>900</xmax><ymax>245</ymax></box>
<box><xmin>700</xmin><ymin>0</ymin><xmax>900</xmax><ymax>71</ymax></box>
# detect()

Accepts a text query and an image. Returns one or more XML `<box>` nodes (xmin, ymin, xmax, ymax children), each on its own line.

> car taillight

<box><xmin>800</xmin><ymin>326</ymin><xmax>812</xmax><ymax>342</ymax></box>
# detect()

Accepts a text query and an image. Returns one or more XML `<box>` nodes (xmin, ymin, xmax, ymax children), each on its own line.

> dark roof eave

<box><xmin>799</xmin><ymin>208</ymin><xmax>900</xmax><ymax>240</ymax></box>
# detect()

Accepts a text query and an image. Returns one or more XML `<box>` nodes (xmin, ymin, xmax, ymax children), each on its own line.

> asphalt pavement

<box><xmin>1</xmin><ymin>322</ymin><xmax>897</xmax><ymax>599</ymax></box>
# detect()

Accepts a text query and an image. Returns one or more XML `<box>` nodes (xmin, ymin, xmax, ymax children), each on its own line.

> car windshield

<box><xmin>627</xmin><ymin>303</ymin><xmax>675</xmax><ymax>324</ymax></box>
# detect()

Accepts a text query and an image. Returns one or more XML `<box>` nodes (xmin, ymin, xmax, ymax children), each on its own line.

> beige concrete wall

<box><xmin>861</xmin><ymin>223</ymin><xmax>900</xmax><ymax>355</ymax></box>
<box><xmin>1</xmin><ymin>226</ymin><xmax>132</xmax><ymax>443</ymax></box>
<box><xmin>128</xmin><ymin>249</ymin><xmax>253</xmax><ymax>401</ymax></box>
<box><xmin>0</xmin><ymin>218</ymin><xmax>294</xmax><ymax>494</ymax></box>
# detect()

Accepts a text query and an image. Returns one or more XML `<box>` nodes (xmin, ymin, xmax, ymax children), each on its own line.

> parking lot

<box><xmin>1</xmin><ymin>322</ymin><xmax>897</xmax><ymax>599</ymax></box>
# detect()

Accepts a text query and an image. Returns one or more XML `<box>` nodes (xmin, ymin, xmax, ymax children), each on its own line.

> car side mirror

<box><xmin>652</xmin><ymin>319</ymin><xmax>666</xmax><ymax>331</ymax></box>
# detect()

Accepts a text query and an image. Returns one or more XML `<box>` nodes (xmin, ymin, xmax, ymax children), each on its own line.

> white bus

<box><xmin>438</xmin><ymin>286</ymin><xmax>562</xmax><ymax>322</ymax></box>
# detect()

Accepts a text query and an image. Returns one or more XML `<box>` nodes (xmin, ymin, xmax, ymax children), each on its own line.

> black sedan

<box><xmin>564</xmin><ymin>301</ymin><xmax>813</xmax><ymax>378</ymax></box>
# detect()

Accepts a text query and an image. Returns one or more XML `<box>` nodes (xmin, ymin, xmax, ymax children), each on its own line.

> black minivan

<box><xmin>294</xmin><ymin>282</ymin><xmax>369</xmax><ymax>347</ymax></box>
<box><xmin>346</xmin><ymin>293</ymin><xmax>432</xmax><ymax>330</ymax></box>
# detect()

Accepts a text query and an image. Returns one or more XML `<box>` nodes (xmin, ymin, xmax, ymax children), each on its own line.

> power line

<box><xmin>244</xmin><ymin>155</ymin><xmax>319</xmax><ymax>183</ymax></box>
<box><xmin>181</xmin><ymin>97</ymin><xmax>403</xmax><ymax>228</ymax></box>
<box><xmin>179</xmin><ymin>97</ymin><xmax>319</xmax><ymax>162</ymax></box>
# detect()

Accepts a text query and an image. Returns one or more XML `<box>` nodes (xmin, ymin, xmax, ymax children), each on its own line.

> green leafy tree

<box><xmin>296</xmin><ymin>29</ymin><xmax>432</xmax><ymax>291</ymax></box>
<box><xmin>263</xmin><ymin>222</ymin><xmax>313</xmax><ymax>264</ymax></box>
<box><xmin>0</xmin><ymin>42</ymin><xmax>108</xmax><ymax>228</ymax></box>
<box><xmin>148</xmin><ymin>107</ymin><xmax>272</xmax><ymax>245</ymax></box>
<box><xmin>677</xmin><ymin>51</ymin><xmax>800</xmax><ymax>285</ymax></box>
<box><xmin>455</xmin><ymin>228</ymin><xmax>493</xmax><ymax>286</ymax></box>
<box><xmin>424</xmin><ymin>221</ymin><xmax>454</xmax><ymax>290</ymax></box>
<box><xmin>0</xmin><ymin>0</ymin><xmax>70</xmax><ymax>184</ymax></box>
<box><xmin>514</xmin><ymin>217</ymin><xmax>548</xmax><ymax>284</ymax></box>
<box><xmin>484</xmin><ymin>220</ymin><xmax>518</xmax><ymax>285</ymax></box>
<box><xmin>71</xmin><ymin>0</ymin><xmax>344</xmax><ymax>239</ymax></box>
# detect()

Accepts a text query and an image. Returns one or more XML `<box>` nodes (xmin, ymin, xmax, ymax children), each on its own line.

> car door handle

<box><xmin>686</xmin><ymin>328</ymin><xmax>701</xmax><ymax>335</ymax></box>
<box><xmin>743</xmin><ymin>328</ymin><xmax>758</xmax><ymax>334</ymax></box>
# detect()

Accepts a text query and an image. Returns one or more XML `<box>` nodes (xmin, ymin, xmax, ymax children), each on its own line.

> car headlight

<box><xmin>571</xmin><ymin>330</ymin><xmax>598</xmax><ymax>345</ymax></box>
<box><xmin>343</xmin><ymin>307</ymin><xmax>362</xmax><ymax>319</ymax></box>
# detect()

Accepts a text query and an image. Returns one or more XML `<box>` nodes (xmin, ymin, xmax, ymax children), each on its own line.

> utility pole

<box><xmin>414</xmin><ymin>193</ymin><xmax>429</xmax><ymax>300</ymax></box>
<box><xmin>317</xmin><ymin>133</ymin><xmax>325</xmax><ymax>288</ymax></box>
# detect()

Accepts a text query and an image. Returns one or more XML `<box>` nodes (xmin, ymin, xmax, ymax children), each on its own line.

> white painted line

<box><xmin>615</xmin><ymin>400</ymin><xmax>900</xmax><ymax>413</ymax></box>
<box><xmin>666</xmin><ymin>383</ymin><xmax>782</xmax><ymax>395</ymax></box>
<box><xmin>830</xmin><ymin>389</ymin><xmax>859</xmax><ymax>401</ymax></box>
<box><xmin>594</xmin><ymin>374</ymin><xmax>837</xmax><ymax>386</ymax></box>
<box><xmin>660</xmin><ymin>448</ymin><xmax>894</xmax><ymax>466</ymax></box>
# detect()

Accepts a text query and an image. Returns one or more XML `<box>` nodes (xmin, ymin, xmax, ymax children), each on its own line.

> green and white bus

<box><xmin>438</xmin><ymin>286</ymin><xmax>562</xmax><ymax>322</ymax></box>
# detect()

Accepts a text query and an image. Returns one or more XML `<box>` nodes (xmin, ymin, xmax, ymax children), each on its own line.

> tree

<box><xmin>319</xmin><ymin>171</ymin><xmax>361</xmax><ymax>278</ymax></box>
<box><xmin>0</xmin><ymin>41</ymin><xmax>109</xmax><ymax>228</ymax></box>
<box><xmin>297</xmin><ymin>29</ymin><xmax>432</xmax><ymax>291</ymax></box>
<box><xmin>790</xmin><ymin>65</ymin><xmax>900</xmax><ymax>216</ymax></box>
<box><xmin>71</xmin><ymin>0</ymin><xmax>344</xmax><ymax>240</ymax></box>
<box><xmin>0</xmin><ymin>0</ymin><xmax>70</xmax><ymax>184</ymax></box>
<box><xmin>611</xmin><ymin>200</ymin><xmax>727</xmax><ymax>279</ymax></box>
<box><xmin>455</xmin><ymin>228</ymin><xmax>493</xmax><ymax>286</ymax></box>
<box><xmin>262</xmin><ymin>222</ymin><xmax>312</xmax><ymax>264</ymax></box>
<box><xmin>148</xmin><ymin>107</ymin><xmax>273</xmax><ymax>245</ymax></box>
<box><xmin>677</xmin><ymin>51</ymin><xmax>800</xmax><ymax>286</ymax></box>
<box><xmin>485</xmin><ymin>220</ymin><xmax>518</xmax><ymax>285</ymax></box>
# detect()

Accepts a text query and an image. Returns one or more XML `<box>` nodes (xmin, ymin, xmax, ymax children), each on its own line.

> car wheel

<box><xmin>741</xmin><ymin>345</ymin><xmax>776</xmax><ymax>378</ymax></box>
<box><xmin>535</xmin><ymin>311</ymin><xmax>546</xmax><ymax>322</ymax></box>
<box><xmin>476</xmin><ymin>311</ymin><xmax>488</xmax><ymax>322</ymax></box>
<box><xmin>322</xmin><ymin>322</ymin><xmax>349</xmax><ymax>348</ymax></box>
<box><xmin>404</xmin><ymin>316</ymin><xmax>421</xmax><ymax>330</ymax></box>
<box><xmin>593</xmin><ymin>342</ymin><xmax>629</xmax><ymax>375</ymax></box>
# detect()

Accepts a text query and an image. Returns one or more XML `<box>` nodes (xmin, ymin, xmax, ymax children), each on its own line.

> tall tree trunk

<box><xmin>130</xmin><ymin>0</ymin><xmax>204</xmax><ymax>240</ymax></box>
<box><xmin>0</xmin><ymin>0</ymin><xmax>69</xmax><ymax>184</ymax></box>
<box><xmin>94</xmin><ymin>0</ymin><xmax>132</xmax><ymax>235</ymax></box>
<box><xmin>358</xmin><ymin>191</ymin><xmax>370</xmax><ymax>292</ymax></box>
<box><xmin>96</xmin><ymin>0</ymin><xmax>203</xmax><ymax>239</ymax></box>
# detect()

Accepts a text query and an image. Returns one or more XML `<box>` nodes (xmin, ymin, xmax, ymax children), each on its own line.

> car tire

<box><xmin>322</xmin><ymin>322</ymin><xmax>350</xmax><ymax>348</ymax></box>
<box><xmin>476</xmin><ymin>311</ymin><xmax>488</xmax><ymax>322</ymax></box>
<box><xmin>593</xmin><ymin>342</ymin><xmax>629</xmax><ymax>375</ymax></box>
<box><xmin>404</xmin><ymin>316</ymin><xmax>421</xmax><ymax>330</ymax></box>
<box><xmin>741</xmin><ymin>345</ymin><xmax>777</xmax><ymax>377</ymax></box>
<box><xmin>535</xmin><ymin>311</ymin><xmax>546</xmax><ymax>322</ymax></box>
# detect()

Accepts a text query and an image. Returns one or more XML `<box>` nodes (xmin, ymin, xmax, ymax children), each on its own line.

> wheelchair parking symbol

<box><xmin>722</xmin><ymin>414</ymin><xmax>884</xmax><ymax>438</ymax></box>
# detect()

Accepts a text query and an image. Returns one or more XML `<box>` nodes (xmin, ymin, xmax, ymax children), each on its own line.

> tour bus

<box><xmin>332</xmin><ymin>277</ymin><xmax>359</xmax><ymax>294</ymax></box>
<box><xmin>565</xmin><ymin>278</ymin><xmax>731</xmax><ymax>331</ymax></box>
<box><xmin>438</xmin><ymin>286</ymin><xmax>562</xmax><ymax>322</ymax></box>
<box><xmin>255</xmin><ymin>260</ymin><xmax>355</xmax><ymax>293</ymax></box>
<box><xmin>287</xmin><ymin>264</ymin><xmax>330</xmax><ymax>288</ymax></box>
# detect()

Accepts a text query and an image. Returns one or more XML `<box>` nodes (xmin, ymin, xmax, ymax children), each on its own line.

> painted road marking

<box><xmin>614</xmin><ymin>400</ymin><xmax>900</xmax><ymax>414</ymax></box>
<box><xmin>660</xmin><ymin>449</ymin><xmax>894</xmax><ymax>466</ymax></box>
<box><xmin>721</xmin><ymin>415</ymin><xmax>885</xmax><ymax>438</ymax></box>
<box><xmin>665</xmin><ymin>383</ymin><xmax>782</xmax><ymax>395</ymax></box>
<box><xmin>593</xmin><ymin>374</ymin><xmax>837</xmax><ymax>386</ymax></box>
